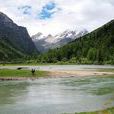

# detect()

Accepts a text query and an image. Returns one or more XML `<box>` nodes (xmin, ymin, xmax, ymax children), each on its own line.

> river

<box><xmin>0</xmin><ymin>65</ymin><xmax>114</xmax><ymax>114</ymax></box>
<box><xmin>1</xmin><ymin>65</ymin><xmax>114</xmax><ymax>71</ymax></box>
<box><xmin>0</xmin><ymin>76</ymin><xmax>114</xmax><ymax>113</ymax></box>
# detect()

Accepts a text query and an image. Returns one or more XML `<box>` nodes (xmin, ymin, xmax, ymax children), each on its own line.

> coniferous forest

<box><xmin>38</xmin><ymin>20</ymin><xmax>114</xmax><ymax>64</ymax></box>
<box><xmin>1</xmin><ymin>11</ymin><xmax>114</xmax><ymax>65</ymax></box>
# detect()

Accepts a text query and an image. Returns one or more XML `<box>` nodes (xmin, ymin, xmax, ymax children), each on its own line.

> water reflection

<box><xmin>0</xmin><ymin>76</ymin><xmax>114</xmax><ymax>114</ymax></box>
<box><xmin>0</xmin><ymin>81</ymin><xmax>29</xmax><ymax>105</ymax></box>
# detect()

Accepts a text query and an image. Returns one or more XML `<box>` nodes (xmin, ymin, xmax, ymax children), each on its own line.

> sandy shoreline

<box><xmin>48</xmin><ymin>70</ymin><xmax>114</xmax><ymax>78</ymax></box>
<box><xmin>0</xmin><ymin>70</ymin><xmax>114</xmax><ymax>81</ymax></box>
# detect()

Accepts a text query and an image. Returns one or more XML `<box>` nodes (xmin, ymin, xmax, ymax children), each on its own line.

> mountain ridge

<box><xmin>32</xmin><ymin>29</ymin><xmax>88</xmax><ymax>53</ymax></box>
<box><xmin>39</xmin><ymin>20</ymin><xmax>114</xmax><ymax>64</ymax></box>
<box><xmin>0</xmin><ymin>12</ymin><xmax>38</xmax><ymax>62</ymax></box>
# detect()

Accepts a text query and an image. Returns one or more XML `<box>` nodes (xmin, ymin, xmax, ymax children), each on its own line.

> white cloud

<box><xmin>0</xmin><ymin>0</ymin><xmax>114</xmax><ymax>36</ymax></box>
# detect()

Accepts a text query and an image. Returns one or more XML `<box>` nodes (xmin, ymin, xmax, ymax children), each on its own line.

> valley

<box><xmin>0</xmin><ymin>9</ymin><xmax>114</xmax><ymax>114</ymax></box>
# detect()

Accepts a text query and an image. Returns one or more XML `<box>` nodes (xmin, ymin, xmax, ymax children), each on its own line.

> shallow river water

<box><xmin>0</xmin><ymin>75</ymin><xmax>114</xmax><ymax>114</ymax></box>
<box><xmin>1</xmin><ymin>65</ymin><xmax>114</xmax><ymax>71</ymax></box>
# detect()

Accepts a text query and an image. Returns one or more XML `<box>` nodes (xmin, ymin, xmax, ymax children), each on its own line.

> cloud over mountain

<box><xmin>0</xmin><ymin>0</ymin><xmax>114</xmax><ymax>36</ymax></box>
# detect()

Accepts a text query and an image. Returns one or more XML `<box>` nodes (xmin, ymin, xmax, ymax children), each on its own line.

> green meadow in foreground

<box><xmin>78</xmin><ymin>107</ymin><xmax>114</xmax><ymax>114</ymax></box>
<box><xmin>0</xmin><ymin>69</ymin><xmax>48</xmax><ymax>78</ymax></box>
<box><xmin>64</xmin><ymin>107</ymin><xmax>114</xmax><ymax>114</ymax></box>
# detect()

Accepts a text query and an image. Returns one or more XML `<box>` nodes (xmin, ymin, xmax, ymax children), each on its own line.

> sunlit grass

<box><xmin>0</xmin><ymin>69</ymin><xmax>48</xmax><ymax>78</ymax></box>
<box><xmin>64</xmin><ymin>107</ymin><xmax>114</xmax><ymax>114</ymax></box>
<box><xmin>97</xmin><ymin>68</ymin><xmax>114</xmax><ymax>72</ymax></box>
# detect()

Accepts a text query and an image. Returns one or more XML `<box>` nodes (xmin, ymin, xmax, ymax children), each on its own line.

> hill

<box><xmin>0</xmin><ymin>12</ymin><xmax>38</xmax><ymax>62</ymax></box>
<box><xmin>39</xmin><ymin>20</ymin><xmax>114</xmax><ymax>64</ymax></box>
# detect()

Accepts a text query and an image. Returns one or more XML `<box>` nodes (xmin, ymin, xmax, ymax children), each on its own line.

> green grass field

<box><xmin>0</xmin><ymin>69</ymin><xmax>48</xmax><ymax>78</ymax></box>
<box><xmin>77</xmin><ymin>107</ymin><xmax>114</xmax><ymax>114</ymax></box>
<box><xmin>64</xmin><ymin>107</ymin><xmax>114</xmax><ymax>114</ymax></box>
<box><xmin>98</xmin><ymin>68</ymin><xmax>114</xmax><ymax>72</ymax></box>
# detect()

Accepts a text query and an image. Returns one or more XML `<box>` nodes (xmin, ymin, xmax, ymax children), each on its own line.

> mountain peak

<box><xmin>0</xmin><ymin>11</ymin><xmax>38</xmax><ymax>57</ymax></box>
<box><xmin>47</xmin><ymin>34</ymin><xmax>53</xmax><ymax>37</ymax></box>
<box><xmin>0</xmin><ymin>12</ymin><xmax>13</xmax><ymax>23</ymax></box>
<box><xmin>32</xmin><ymin>29</ymin><xmax>88</xmax><ymax>53</ymax></box>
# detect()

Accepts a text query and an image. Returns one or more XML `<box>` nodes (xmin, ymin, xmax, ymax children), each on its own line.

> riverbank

<box><xmin>64</xmin><ymin>107</ymin><xmax>114</xmax><ymax>114</ymax></box>
<box><xmin>0</xmin><ymin>69</ymin><xmax>48</xmax><ymax>80</ymax></box>
<box><xmin>0</xmin><ymin>68</ymin><xmax>114</xmax><ymax>80</ymax></box>
<box><xmin>48</xmin><ymin>69</ymin><xmax>114</xmax><ymax>78</ymax></box>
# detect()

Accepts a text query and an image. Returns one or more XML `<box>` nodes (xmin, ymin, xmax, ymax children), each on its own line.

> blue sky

<box><xmin>18</xmin><ymin>2</ymin><xmax>59</xmax><ymax>19</ymax></box>
<box><xmin>0</xmin><ymin>0</ymin><xmax>114</xmax><ymax>36</ymax></box>
<box><xmin>38</xmin><ymin>2</ymin><xmax>57</xmax><ymax>20</ymax></box>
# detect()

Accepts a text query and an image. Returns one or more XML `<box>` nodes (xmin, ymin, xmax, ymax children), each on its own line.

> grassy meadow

<box><xmin>0</xmin><ymin>69</ymin><xmax>48</xmax><ymax>78</ymax></box>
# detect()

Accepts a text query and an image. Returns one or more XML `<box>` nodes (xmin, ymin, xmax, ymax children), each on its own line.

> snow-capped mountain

<box><xmin>32</xmin><ymin>29</ymin><xmax>88</xmax><ymax>53</ymax></box>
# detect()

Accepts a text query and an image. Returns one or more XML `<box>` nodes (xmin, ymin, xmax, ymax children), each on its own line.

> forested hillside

<box><xmin>0</xmin><ymin>37</ymin><xmax>25</xmax><ymax>62</ymax></box>
<box><xmin>0</xmin><ymin>12</ymin><xmax>38</xmax><ymax>62</ymax></box>
<box><xmin>39</xmin><ymin>20</ymin><xmax>114</xmax><ymax>64</ymax></box>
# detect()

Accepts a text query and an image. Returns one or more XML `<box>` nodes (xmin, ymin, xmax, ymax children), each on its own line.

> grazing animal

<box><xmin>31</xmin><ymin>69</ymin><xmax>35</xmax><ymax>76</ymax></box>
<box><xmin>17</xmin><ymin>67</ymin><xmax>22</xmax><ymax>70</ymax></box>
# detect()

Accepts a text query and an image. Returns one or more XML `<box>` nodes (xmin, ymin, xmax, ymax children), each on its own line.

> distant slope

<box><xmin>40</xmin><ymin>20</ymin><xmax>114</xmax><ymax>64</ymax></box>
<box><xmin>0</xmin><ymin>12</ymin><xmax>38</xmax><ymax>61</ymax></box>
<box><xmin>0</xmin><ymin>37</ymin><xmax>24</xmax><ymax>61</ymax></box>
